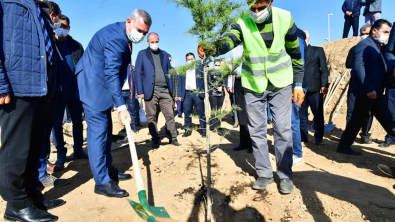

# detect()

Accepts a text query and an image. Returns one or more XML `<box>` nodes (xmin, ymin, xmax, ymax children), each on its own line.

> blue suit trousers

<box><xmin>82</xmin><ymin>104</ymin><xmax>118</xmax><ymax>185</ymax></box>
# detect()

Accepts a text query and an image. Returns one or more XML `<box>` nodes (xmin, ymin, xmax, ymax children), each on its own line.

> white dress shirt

<box><xmin>185</xmin><ymin>69</ymin><xmax>197</xmax><ymax>90</ymax></box>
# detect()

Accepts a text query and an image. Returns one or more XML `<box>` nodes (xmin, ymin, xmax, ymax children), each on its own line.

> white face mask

<box><xmin>149</xmin><ymin>43</ymin><xmax>159</xmax><ymax>51</ymax></box>
<box><xmin>214</xmin><ymin>66</ymin><xmax>220</xmax><ymax>70</ymax></box>
<box><xmin>361</xmin><ymin>35</ymin><xmax>368</xmax><ymax>40</ymax></box>
<box><xmin>187</xmin><ymin>60</ymin><xmax>193</xmax><ymax>64</ymax></box>
<box><xmin>374</xmin><ymin>29</ymin><xmax>389</xmax><ymax>44</ymax></box>
<box><xmin>52</xmin><ymin>18</ymin><xmax>61</xmax><ymax>30</ymax></box>
<box><xmin>249</xmin><ymin>6</ymin><xmax>271</xmax><ymax>24</ymax></box>
<box><xmin>55</xmin><ymin>28</ymin><xmax>69</xmax><ymax>38</ymax></box>
<box><xmin>127</xmin><ymin>24</ymin><xmax>145</xmax><ymax>43</ymax></box>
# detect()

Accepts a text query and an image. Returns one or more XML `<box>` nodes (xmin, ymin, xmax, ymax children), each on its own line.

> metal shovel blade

<box><xmin>128</xmin><ymin>199</ymin><xmax>170</xmax><ymax>222</ymax></box>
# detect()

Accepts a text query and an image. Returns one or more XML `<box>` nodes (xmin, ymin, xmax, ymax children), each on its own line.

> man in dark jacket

<box><xmin>0</xmin><ymin>0</ymin><xmax>63</xmax><ymax>221</ymax></box>
<box><xmin>135</xmin><ymin>33</ymin><xmax>180</xmax><ymax>148</ymax></box>
<box><xmin>337</xmin><ymin>19</ymin><xmax>395</xmax><ymax>155</ymax></box>
<box><xmin>51</xmin><ymin>14</ymin><xmax>88</xmax><ymax>171</ymax></box>
<box><xmin>299</xmin><ymin>31</ymin><xmax>329</xmax><ymax>145</ymax></box>
<box><xmin>177</xmin><ymin>53</ymin><xmax>206</xmax><ymax>138</ymax></box>
<box><xmin>342</xmin><ymin>0</ymin><xmax>362</xmax><ymax>38</ymax></box>
<box><xmin>380</xmin><ymin>21</ymin><xmax>395</xmax><ymax>148</ymax></box>
<box><xmin>362</xmin><ymin>0</ymin><xmax>382</xmax><ymax>24</ymax></box>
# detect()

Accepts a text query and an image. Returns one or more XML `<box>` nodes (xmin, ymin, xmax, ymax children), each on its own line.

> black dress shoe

<box><xmin>182</xmin><ymin>131</ymin><xmax>191</xmax><ymax>137</ymax></box>
<box><xmin>360</xmin><ymin>137</ymin><xmax>373</xmax><ymax>144</ymax></box>
<box><xmin>35</xmin><ymin>199</ymin><xmax>66</xmax><ymax>211</ymax></box>
<box><xmin>201</xmin><ymin>131</ymin><xmax>206</xmax><ymax>138</ymax></box>
<box><xmin>379</xmin><ymin>142</ymin><xmax>394</xmax><ymax>148</ymax></box>
<box><xmin>170</xmin><ymin>140</ymin><xmax>181</xmax><ymax>146</ymax></box>
<box><xmin>111</xmin><ymin>173</ymin><xmax>132</xmax><ymax>181</ymax></box>
<box><xmin>337</xmin><ymin>148</ymin><xmax>362</xmax><ymax>156</ymax></box>
<box><xmin>233</xmin><ymin>143</ymin><xmax>247</xmax><ymax>151</ymax></box>
<box><xmin>152</xmin><ymin>139</ymin><xmax>160</xmax><ymax>148</ymax></box>
<box><xmin>4</xmin><ymin>206</ymin><xmax>58</xmax><ymax>222</ymax></box>
<box><xmin>94</xmin><ymin>180</ymin><xmax>129</xmax><ymax>198</ymax></box>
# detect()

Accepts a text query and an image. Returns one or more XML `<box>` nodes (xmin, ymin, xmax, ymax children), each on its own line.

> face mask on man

<box><xmin>127</xmin><ymin>23</ymin><xmax>145</xmax><ymax>43</ymax></box>
<box><xmin>149</xmin><ymin>43</ymin><xmax>159</xmax><ymax>51</ymax></box>
<box><xmin>187</xmin><ymin>60</ymin><xmax>193</xmax><ymax>64</ymax></box>
<box><xmin>214</xmin><ymin>65</ymin><xmax>220</xmax><ymax>70</ymax></box>
<box><xmin>249</xmin><ymin>6</ymin><xmax>271</xmax><ymax>24</ymax></box>
<box><xmin>361</xmin><ymin>35</ymin><xmax>369</xmax><ymax>40</ymax></box>
<box><xmin>374</xmin><ymin>29</ymin><xmax>389</xmax><ymax>44</ymax></box>
<box><xmin>52</xmin><ymin>18</ymin><xmax>61</xmax><ymax>30</ymax></box>
<box><xmin>55</xmin><ymin>28</ymin><xmax>69</xmax><ymax>38</ymax></box>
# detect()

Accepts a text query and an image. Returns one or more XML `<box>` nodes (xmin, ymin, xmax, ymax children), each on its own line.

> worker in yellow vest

<box><xmin>198</xmin><ymin>0</ymin><xmax>305</xmax><ymax>194</ymax></box>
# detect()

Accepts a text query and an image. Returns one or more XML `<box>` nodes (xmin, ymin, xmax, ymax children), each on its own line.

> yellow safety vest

<box><xmin>237</xmin><ymin>7</ymin><xmax>294</xmax><ymax>93</ymax></box>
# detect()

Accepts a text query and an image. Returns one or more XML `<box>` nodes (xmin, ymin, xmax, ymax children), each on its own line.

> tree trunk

<box><xmin>203</xmin><ymin>57</ymin><xmax>212</xmax><ymax>222</ymax></box>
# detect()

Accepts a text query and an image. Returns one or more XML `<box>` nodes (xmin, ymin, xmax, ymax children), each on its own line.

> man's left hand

<box><xmin>320</xmin><ymin>87</ymin><xmax>328</xmax><ymax>95</ymax></box>
<box><xmin>292</xmin><ymin>87</ymin><xmax>305</xmax><ymax>107</ymax></box>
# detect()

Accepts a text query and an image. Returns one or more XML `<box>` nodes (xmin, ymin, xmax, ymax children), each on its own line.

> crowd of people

<box><xmin>0</xmin><ymin>0</ymin><xmax>395</xmax><ymax>221</ymax></box>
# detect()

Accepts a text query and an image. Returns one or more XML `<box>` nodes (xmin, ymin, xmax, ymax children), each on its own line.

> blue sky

<box><xmin>55</xmin><ymin>0</ymin><xmax>395</xmax><ymax>67</ymax></box>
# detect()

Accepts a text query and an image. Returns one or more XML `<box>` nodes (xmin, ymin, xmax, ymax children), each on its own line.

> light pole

<box><xmin>328</xmin><ymin>13</ymin><xmax>333</xmax><ymax>42</ymax></box>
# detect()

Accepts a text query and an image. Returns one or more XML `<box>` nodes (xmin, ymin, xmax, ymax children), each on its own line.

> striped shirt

<box><xmin>216</xmin><ymin>14</ymin><xmax>304</xmax><ymax>84</ymax></box>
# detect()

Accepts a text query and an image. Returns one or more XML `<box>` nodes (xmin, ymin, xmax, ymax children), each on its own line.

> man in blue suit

<box><xmin>74</xmin><ymin>9</ymin><xmax>151</xmax><ymax>198</ymax></box>
<box><xmin>177</xmin><ymin>53</ymin><xmax>206</xmax><ymax>137</ymax></box>
<box><xmin>337</xmin><ymin>19</ymin><xmax>395</xmax><ymax>155</ymax></box>
<box><xmin>135</xmin><ymin>33</ymin><xmax>180</xmax><ymax>148</ymax></box>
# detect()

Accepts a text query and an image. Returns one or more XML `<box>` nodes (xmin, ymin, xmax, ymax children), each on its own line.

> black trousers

<box><xmin>299</xmin><ymin>92</ymin><xmax>325</xmax><ymax>142</ymax></box>
<box><xmin>209</xmin><ymin>94</ymin><xmax>224</xmax><ymax>130</ymax></box>
<box><xmin>338</xmin><ymin>96</ymin><xmax>395</xmax><ymax>150</ymax></box>
<box><xmin>0</xmin><ymin>96</ymin><xmax>49</xmax><ymax>210</ymax></box>
<box><xmin>343</xmin><ymin>16</ymin><xmax>359</xmax><ymax>38</ymax></box>
<box><xmin>234</xmin><ymin>78</ymin><xmax>252</xmax><ymax>145</ymax></box>
<box><xmin>346</xmin><ymin>91</ymin><xmax>373</xmax><ymax>140</ymax></box>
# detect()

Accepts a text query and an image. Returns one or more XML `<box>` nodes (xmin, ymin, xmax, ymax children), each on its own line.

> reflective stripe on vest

<box><xmin>237</xmin><ymin>7</ymin><xmax>294</xmax><ymax>93</ymax></box>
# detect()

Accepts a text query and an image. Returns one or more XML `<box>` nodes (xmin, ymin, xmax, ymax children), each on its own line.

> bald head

<box><xmin>304</xmin><ymin>30</ymin><xmax>310</xmax><ymax>46</ymax></box>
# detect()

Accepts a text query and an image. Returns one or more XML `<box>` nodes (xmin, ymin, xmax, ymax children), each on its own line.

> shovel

<box><xmin>124</xmin><ymin>123</ymin><xmax>171</xmax><ymax>222</ymax></box>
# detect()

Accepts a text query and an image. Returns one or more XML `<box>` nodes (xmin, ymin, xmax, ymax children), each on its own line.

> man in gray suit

<box><xmin>362</xmin><ymin>0</ymin><xmax>382</xmax><ymax>24</ymax></box>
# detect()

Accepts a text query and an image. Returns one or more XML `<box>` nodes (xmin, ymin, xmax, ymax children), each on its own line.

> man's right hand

<box><xmin>0</xmin><ymin>94</ymin><xmax>11</xmax><ymax>105</ymax></box>
<box><xmin>228</xmin><ymin>87</ymin><xmax>234</xmax><ymax>93</ymax></box>
<box><xmin>367</xmin><ymin>91</ymin><xmax>377</xmax><ymax>99</ymax></box>
<box><xmin>118</xmin><ymin>110</ymin><xmax>132</xmax><ymax>126</ymax></box>
<box><xmin>137</xmin><ymin>94</ymin><xmax>144</xmax><ymax>99</ymax></box>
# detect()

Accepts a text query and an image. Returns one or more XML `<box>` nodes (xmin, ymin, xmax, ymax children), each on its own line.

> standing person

<box><xmin>299</xmin><ymin>31</ymin><xmax>329</xmax><ymax>146</ymax></box>
<box><xmin>177</xmin><ymin>53</ymin><xmax>207</xmax><ymax>138</ymax></box>
<box><xmin>208</xmin><ymin>60</ymin><xmax>225</xmax><ymax>133</ymax></box>
<box><xmin>229</xmin><ymin>45</ymin><xmax>253</xmax><ymax>153</ymax></box>
<box><xmin>51</xmin><ymin>14</ymin><xmax>88</xmax><ymax>171</ymax></box>
<box><xmin>198</xmin><ymin>0</ymin><xmax>305</xmax><ymax>194</ymax></box>
<box><xmin>0</xmin><ymin>0</ymin><xmax>64</xmax><ymax>221</ymax></box>
<box><xmin>380</xmin><ymin>21</ymin><xmax>395</xmax><ymax>148</ymax></box>
<box><xmin>345</xmin><ymin>24</ymin><xmax>374</xmax><ymax>145</ymax></box>
<box><xmin>362</xmin><ymin>0</ymin><xmax>382</xmax><ymax>25</ymax></box>
<box><xmin>292</xmin><ymin>28</ymin><xmax>307</xmax><ymax>165</ymax></box>
<box><xmin>135</xmin><ymin>33</ymin><xmax>180</xmax><ymax>148</ymax></box>
<box><xmin>169</xmin><ymin>54</ymin><xmax>183</xmax><ymax>117</ymax></box>
<box><xmin>74</xmin><ymin>9</ymin><xmax>152</xmax><ymax>198</ymax></box>
<box><xmin>337</xmin><ymin>19</ymin><xmax>395</xmax><ymax>155</ymax></box>
<box><xmin>342</xmin><ymin>0</ymin><xmax>362</xmax><ymax>38</ymax></box>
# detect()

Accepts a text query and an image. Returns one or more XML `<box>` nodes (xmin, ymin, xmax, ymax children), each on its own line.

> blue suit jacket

<box><xmin>177</xmin><ymin>65</ymin><xmax>205</xmax><ymax>100</ymax></box>
<box><xmin>74</xmin><ymin>22</ymin><xmax>131</xmax><ymax>111</ymax></box>
<box><xmin>351</xmin><ymin>36</ymin><xmax>387</xmax><ymax>97</ymax></box>
<box><xmin>134</xmin><ymin>48</ymin><xmax>173</xmax><ymax>100</ymax></box>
